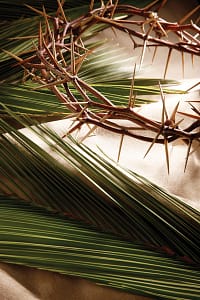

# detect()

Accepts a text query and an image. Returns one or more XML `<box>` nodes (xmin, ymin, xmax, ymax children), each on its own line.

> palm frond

<box><xmin>0</xmin><ymin>195</ymin><xmax>200</xmax><ymax>300</ymax></box>
<box><xmin>1</xmin><ymin>113</ymin><xmax>199</xmax><ymax>264</ymax></box>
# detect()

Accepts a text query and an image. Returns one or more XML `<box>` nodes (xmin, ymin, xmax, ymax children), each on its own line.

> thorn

<box><xmin>65</xmin><ymin>110</ymin><xmax>89</xmax><ymax>137</ymax></box>
<box><xmin>78</xmin><ymin>125</ymin><xmax>96</xmax><ymax>143</ymax></box>
<box><xmin>164</xmin><ymin>138</ymin><xmax>170</xmax><ymax>174</ymax></box>
<box><xmin>101</xmin><ymin>0</ymin><xmax>110</xmax><ymax>16</ymax></box>
<box><xmin>117</xmin><ymin>133</ymin><xmax>124</xmax><ymax>162</ymax></box>
<box><xmin>8</xmin><ymin>35</ymin><xmax>38</xmax><ymax>41</ymax></box>
<box><xmin>139</xmin><ymin>39</ymin><xmax>147</xmax><ymax>71</ymax></box>
<box><xmin>152</xmin><ymin>46</ymin><xmax>157</xmax><ymax>64</ymax></box>
<box><xmin>186</xmin><ymin>81</ymin><xmax>200</xmax><ymax>92</ymax></box>
<box><xmin>58</xmin><ymin>49</ymin><xmax>67</xmax><ymax>67</ymax></box>
<box><xmin>110</xmin><ymin>0</ymin><xmax>119</xmax><ymax>19</ymax></box>
<box><xmin>41</xmin><ymin>36</ymin><xmax>60</xmax><ymax>70</ymax></box>
<box><xmin>89</xmin><ymin>0</ymin><xmax>95</xmax><ymax>11</ymax></box>
<box><xmin>178</xmin><ymin>111</ymin><xmax>200</xmax><ymax>120</ymax></box>
<box><xmin>179</xmin><ymin>5</ymin><xmax>200</xmax><ymax>25</ymax></box>
<box><xmin>100</xmin><ymin>0</ymin><xmax>105</xmax><ymax>8</ymax></box>
<box><xmin>144</xmin><ymin>131</ymin><xmax>161</xmax><ymax>158</ymax></box>
<box><xmin>163</xmin><ymin>48</ymin><xmax>172</xmax><ymax>79</ymax></box>
<box><xmin>31</xmin><ymin>79</ymin><xmax>66</xmax><ymax>90</ymax></box>
<box><xmin>62</xmin><ymin>121</ymin><xmax>83</xmax><ymax>138</ymax></box>
<box><xmin>170</xmin><ymin>102</ymin><xmax>179</xmax><ymax>125</ymax></box>
<box><xmin>51</xmin><ymin>31</ymin><xmax>57</xmax><ymax>59</ymax></box>
<box><xmin>155</xmin><ymin>0</ymin><xmax>167</xmax><ymax>12</ymax></box>
<box><xmin>189</xmin><ymin>142</ymin><xmax>200</xmax><ymax>157</ymax></box>
<box><xmin>75</xmin><ymin>49</ymin><xmax>93</xmax><ymax>74</ymax></box>
<box><xmin>42</xmin><ymin>6</ymin><xmax>53</xmax><ymax>39</ymax></box>
<box><xmin>38</xmin><ymin>22</ymin><xmax>43</xmax><ymax>50</ymax></box>
<box><xmin>184</xmin><ymin>139</ymin><xmax>192</xmax><ymax>172</ymax></box>
<box><xmin>128</xmin><ymin>64</ymin><xmax>136</xmax><ymax>108</ymax></box>
<box><xmin>110</xmin><ymin>26</ymin><xmax>118</xmax><ymax>38</ymax></box>
<box><xmin>57</xmin><ymin>0</ymin><xmax>68</xmax><ymax>23</ymax></box>
<box><xmin>71</xmin><ymin>30</ymin><xmax>76</xmax><ymax>75</ymax></box>
<box><xmin>181</xmin><ymin>52</ymin><xmax>185</xmax><ymax>79</ymax></box>
<box><xmin>189</xmin><ymin>102</ymin><xmax>200</xmax><ymax>116</ymax></box>
<box><xmin>174</xmin><ymin>118</ymin><xmax>184</xmax><ymax>127</ymax></box>
<box><xmin>79</xmin><ymin>114</ymin><xmax>109</xmax><ymax>143</ymax></box>
<box><xmin>143</xmin><ymin>0</ymin><xmax>160</xmax><ymax>11</ymax></box>
<box><xmin>158</xmin><ymin>82</ymin><xmax>170</xmax><ymax>173</ymax></box>
<box><xmin>25</xmin><ymin>4</ymin><xmax>51</xmax><ymax>18</ymax></box>
<box><xmin>191</xmin><ymin>54</ymin><xmax>194</xmax><ymax>67</ymax></box>
<box><xmin>159</xmin><ymin>81</ymin><xmax>168</xmax><ymax>121</ymax></box>
<box><xmin>1</xmin><ymin>49</ymin><xmax>23</xmax><ymax>62</ymax></box>
<box><xmin>156</xmin><ymin>20</ymin><xmax>168</xmax><ymax>37</ymax></box>
<box><xmin>195</xmin><ymin>14</ymin><xmax>200</xmax><ymax>24</ymax></box>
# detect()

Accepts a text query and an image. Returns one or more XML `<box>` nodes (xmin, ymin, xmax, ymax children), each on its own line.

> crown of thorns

<box><xmin>10</xmin><ymin>0</ymin><xmax>200</xmax><ymax>171</ymax></box>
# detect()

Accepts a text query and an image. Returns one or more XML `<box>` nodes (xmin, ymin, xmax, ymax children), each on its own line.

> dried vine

<box><xmin>9</xmin><ymin>0</ymin><xmax>200</xmax><ymax>169</ymax></box>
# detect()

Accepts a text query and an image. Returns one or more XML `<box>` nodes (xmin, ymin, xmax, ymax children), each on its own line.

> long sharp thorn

<box><xmin>75</xmin><ymin>50</ymin><xmax>92</xmax><ymax>74</ymax></box>
<box><xmin>117</xmin><ymin>134</ymin><xmax>124</xmax><ymax>162</ymax></box>
<box><xmin>57</xmin><ymin>0</ymin><xmax>67</xmax><ymax>22</ymax></box>
<box><xmin>163</xmin><ymin>48</ymin><xmax>172</xmax><ymax>79</ymax></box>
<box><xmin>159</xmin><ymin>81</ymin><xmax>170</xmax><ymax>174</ymax></box>
<box><xmin>164</xmin><ymin>138</ymin><xmax>170</xmax><ymax>174</ymax></box>
<box><xmin>42</xmin><ymin>36</ymin><xmax>60</xmax><ymax>68</ymax></box>
<box><xmin>25</xmin><ymin>4</ymin><xmax>50</xmax><ymax>17</ymax></box>
<box><xmin>38</xmin><ymin>22</ymin><xmax>43</xmax><ymax>50</ymax></box>
<box><xmin>195</xmin><ymin>15</ymin><xmax>200</xmax><ymax>24</ymax></box>
<box><xmin>68</xmin><ymin>107</ymin><xmax>89</xmax><ymax>134</ymax></box>
<box><xmin>79</xmin><ymin>114</ymin><xmax>109</xmax><ymax>143</ymax></box>
<box><xmin>178</xmin><ymin>111</ymin><xmax>200</xmax><ymax>119</ymax></box>
<box><xmin>100</xmin><ymin>0</ymin><xmax>105</xmax><ymax>8</ymax></box>
<box><xmin>174</xmin><ymin>118</ymin><xmax>184</xmax><ymax>127</ymax></box>
<box><xmin>63</xmin><ymin>121</ymin><xmax>83</xmax><ymax>138</ymax></box>
<box><xmin>159</xmin><ymin>81</ymin><xmax>168</xmax><ymax>120</ymax></box>
<box><xmin>157</xmin><ymin>20</ymin><xmax>168</xmax><ymax>37</ymax></box>
<box><xmin>157</xmin><ymin>0</ymin><xmax>167</xmax><ymax>12</ymax></box>
<box><xmin>181</xmin><ymin>52</ymin><xmax>185</xmax><ymax>79</ymax></box>
<box><xmin>139</xmin><ymin>38</ymin><xmax>147</xmax><ymax>71</ymax></box>
<box><xmin>128</xmin><ymin>64</ymin><xmax>136</xmax><ymax>108</ymax></box>
<box><xmin>139</xmin><ymin>39</ymin><xmax>147</xmax><ymax>71</ymax></box>
<box><xmin>189</xmin><ymin>102</ymin><xmax>200</xmax><ymax>116</ymax></box>
<box><xmin>184</xmin><ymin>140</ymin><xmax>192</xmax><ymax>172</ymax></box>
<box><xmin>110</xmin><ymin>0</ymin><xmax>119</xmax><ymax>18</ymax></box>
<box><xmin>78</xmin><ymin>125</ymin><xmax>96</xmax><ymax>143</ymax></box>
<box><xmin>191</xmin><ymin>54</ymin><xmax>194</xmax><ymax>67</ymax></box>
<box><xmin>144</xmin><ymin>85</ymin><xmax>164</xmax><ymax>159</ymax></box>
<box><xmin>2</xmin><ymin>49</ymin><xmax>23</xmax><ymax>62</ymax></box>
<box><xmin>179</xmin><ymin>5</ymin><xmax>200</xmax><ymax>24</ymax></box>
<box><xmin>31</xmin><ymin>79</ymin><xmax>66</xmax><ymax>90</ymax></box>
<box><xmin>62</xmin><ymin>116</ymin><xmax>84</xmax><ymax>139</ymax></box>
<box><xmin>59</xmin><ymin>49</ymin><xmax>67</xmax><ymax>67</ymax></box>
<box><xmin>71</xmin><ymin>30</ymin><xmax>76</xmax><ymax>75</ymax></box>
<box><xmin>42</xmin><ymin>6</ymin><xmax>52</xmax><ymax>38</ymax></box>
<box><xmin>170</xmin><ymin>102</ymin><xmax>179</xmax><ymax>125</ymax></box>
<box><xmin>186</xmin><ymin>81</ymin><xmax>200</xmax><ymax>92</ymax></box>
<box><xmin>51</xmin><ymin>31</ymin><xmax>56</xmax><ymax>59</ymax></box>
<box><xmin>143</xmin><ymin>0</ymin><xmax>160</xmax><ymax>11</ymax></box>
<box><xmin>90</xmin><ymin>0</ymin><xmax>95</xmax><ymax>11</ymax></box>
<box><xmin>152</xmin><ymin>46</ymin><xmax>157</xmax><ymax>64</ymax></box>
<box><xmin>144</xmin><ymin>131</ymin><xmax>161</xmax><ymax>158</ymax></box>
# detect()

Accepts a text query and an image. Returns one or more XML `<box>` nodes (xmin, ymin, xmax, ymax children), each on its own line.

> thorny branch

<box><xmin>10</xmin><ymin>0</ymin><xmax>200</xmax><ymax>169</ymax></box>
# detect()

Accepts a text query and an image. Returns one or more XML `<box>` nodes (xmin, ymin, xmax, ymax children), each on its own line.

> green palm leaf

<box><xmin>0</xmin><ymin>196</ymin><xmax>200</xmax><ymax>300</ymax></box>
<box><xmin>1</xmin><ymin>115</ymin><xmax>199</xmax><ymax>262</ymax></box>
